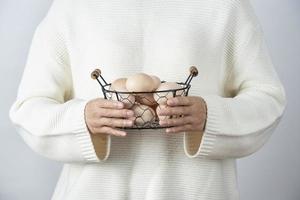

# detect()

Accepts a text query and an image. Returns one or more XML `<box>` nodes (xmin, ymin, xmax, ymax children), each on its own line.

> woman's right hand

<box><xmin>84</xmin><ymin>98</ymin><xmax>135</xmax><ymax>137</ymax></box>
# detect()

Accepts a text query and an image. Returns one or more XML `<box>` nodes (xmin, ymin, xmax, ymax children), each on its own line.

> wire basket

<box><xmin>91</xmin><ymin>66</ymin><xmax>198</xmax><ymax>129</ymax></box>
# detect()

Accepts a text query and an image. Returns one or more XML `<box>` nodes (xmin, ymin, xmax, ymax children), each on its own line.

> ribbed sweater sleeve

<box><xmin>184</xmin><ymin>1</ymin><xmax>287</xmax><ymax>159</ymax></box>
<box><xmin>8</xmin><ymin>0</ymin><xmax>109</xmax><ymax>163</ymax></box>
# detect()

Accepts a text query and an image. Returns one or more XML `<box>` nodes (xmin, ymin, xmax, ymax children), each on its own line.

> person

<box><xmin>9</xmin><ymin>0</ymin><xmax>287</xmax><ymax>199</ymax></box>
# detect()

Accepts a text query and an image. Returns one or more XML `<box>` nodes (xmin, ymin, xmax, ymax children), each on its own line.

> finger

<box><xmin>96</xmin><ymin>98</ymin><xmax>124</xmax><ymax>109</ymax></box>
<box><xmin>157</xmin><ymin>105</ymin><xmax>191</xmax><ymax>116</ymax></box>
<box><xmin>100</xmin><ymin>117</ymin><xmax>134</xmax><ymax>128</ymax></box>
<box><xmin>156</xmin><ymin>104</ymin><xmax>167</xmax><ymax>114</ymax></box>
<box><xmin>99</xmin><ymin>108</ymin><xmax>134</xmax><ymax>118</ymax></box>
<box><xmin>95</xmin><ymin>126</ymin><xmax>127</xmax><ymax>137</ymax></box>
<box><xmin>167</xmin><ymin>96</ymin><xmax>192</xmax><ymax>107</ymax></box>
<box><xmin>159</xmin><ymin>116</ymin><xmax>193</xmax><ymax>127</ymax></box>
<box><xmin>165</xmin><ymin>124</ymin><xmax>193</xmax><ymax>133</ymax></box>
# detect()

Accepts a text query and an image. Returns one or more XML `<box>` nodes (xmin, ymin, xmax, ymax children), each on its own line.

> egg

<box><xmin>150</xmin><ymin>104</ymin><xmax>159</xmax><ymax>116</ymax></box>
<box><xmin>111</xmin><ymin>78</ymin><xmax>127</xmax><ymax>90</ymax></box>
<box><xmin>132</xmin><ymin>104</ymin><xmax>156</xmax><ymax>127</ymax></box>
<box><xmin>110</xmin><ymin>78</ymin><xmax>135</xmax><ymax>108</ymax></box>
<box><xmin>150</xmin><ymin>75</ymin><xmax>161</xmax><ymax>90</ymax></box>
<box><xmin>135</xmin><ymin>93</ymin><xmax>157</xmax><ymax>106</ymax></box>
<box><xmin>126</xmin><ymin>73</ymin><xmax>156</xmax><ymax>92</ymax></box>
<box><xmin>154</xmin><ymin>82</ymin><xmax>184</xmax><ymax>105</ymax></box>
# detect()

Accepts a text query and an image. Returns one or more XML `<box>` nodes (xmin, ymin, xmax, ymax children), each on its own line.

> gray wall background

<box><xmin>0</xmin><ymin>0</ymin><xmax>299</xmax><ymax>199</ymax></box>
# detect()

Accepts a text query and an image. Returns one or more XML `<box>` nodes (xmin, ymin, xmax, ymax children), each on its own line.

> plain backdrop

<box><xmin>0</xmin><ymin>0</ymin><xmax>299</xmax><ymax>199</ymax></box>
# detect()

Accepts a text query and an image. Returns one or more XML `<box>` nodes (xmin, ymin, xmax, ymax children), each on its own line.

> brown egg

<box><xmin>154</xmin><ymin>82</ymin><xmax>184</xmax><ymax>105</ymax></box>
<box><xmin>110</xmin><ymin>78</ymin><xmax>135</xmax><ymax>108</ymax></box>
<box><xmin>126</xmin><ymin>73</ymin><xmax>156</xmax><ymax>92</ymax></box>
<box><xmin>135</xmin><ymin>93</ymin><xmax>157</xmax><ymax>106</ymax></box>
<box><xmin>132</xmin><ymin>104</ymin><xmax>156</xmax><ymax>127</ymax></box>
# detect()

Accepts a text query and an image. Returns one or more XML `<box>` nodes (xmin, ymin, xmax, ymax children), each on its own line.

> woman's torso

<box><xmin>52</xmin><ymin>0</ymin><xmax>239</xmax><ymax>199</ymax></box>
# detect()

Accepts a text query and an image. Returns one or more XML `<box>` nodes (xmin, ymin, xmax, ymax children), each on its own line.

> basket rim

<box><xmin>102</xmin><ymin>82</ymin><xmax>191</xmax><ymax>94</ymax></box>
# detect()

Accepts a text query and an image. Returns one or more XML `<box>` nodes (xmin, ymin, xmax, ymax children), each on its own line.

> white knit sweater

<box><xmin>9</xmin><ymin>0</ymin><xmax>287</xmax><ymax>199</ymax></box>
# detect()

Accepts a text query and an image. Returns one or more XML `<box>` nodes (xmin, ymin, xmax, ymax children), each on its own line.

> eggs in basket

<box><xmin>91</xmin><ymin>66</ymin><xmax>198</xmax><ymax>129</ymax></box>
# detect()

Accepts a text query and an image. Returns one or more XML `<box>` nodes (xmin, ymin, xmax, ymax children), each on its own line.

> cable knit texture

<box><xmin>9</xmin><ymin>0</ymin><xmax>287</xmax><ymax>199</ymax></box>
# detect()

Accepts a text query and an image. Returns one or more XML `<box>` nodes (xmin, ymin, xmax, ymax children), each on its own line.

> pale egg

<box><xmin>154</xmin><ymin>82</ymin><xmax>184</xmax><ymax>105</ymax></box>
<box><xmin>150</xmin><ymin>75</ymin><xmax>161</xmax><ymax>90</ymax></box>
<box><xmin>132</xmin><ymin>104</ymin><xmax>156</xmax><ymax>127</ymax></box>
<box><xmin>111</xmin><ymin>78</ymin><xmax>127</xmax><ymax>91</ymax></box>
<box><xmin>110</xmin><ymin>78</ymin><xmax>135</xmax><ymax>108</ymax></box>
<box><xmin>126</xmin><ymin>73</ymin><xmax>156</xmax><ymax>92</ymax></box>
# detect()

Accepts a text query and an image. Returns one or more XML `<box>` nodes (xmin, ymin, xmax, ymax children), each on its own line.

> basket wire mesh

<box><xmin>91</xmin><ymin>66</ymin><xmax>198</xmax><ymax>129</ymax></box>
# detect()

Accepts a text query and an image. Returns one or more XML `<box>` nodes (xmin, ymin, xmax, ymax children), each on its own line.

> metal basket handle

<box><xmin>91</xmin><ymin>68</ymin><xmax>108</xmax><ymax>88</ymax></box>
<box><xmin>184</xmin><ymin>66</ymin><xmax>199</xmax><ymax>86</ymax></box>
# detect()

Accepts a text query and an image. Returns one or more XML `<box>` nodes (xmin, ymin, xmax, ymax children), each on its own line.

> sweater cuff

<box><xmin>71</xmin><ymin>98</ymin><xmax>110</xmax><ymax>162</ymax></box>
<box><xmin>183</xmin><ymin>94</ymin><xmax>221</xmax><ymax>158</ymax></box>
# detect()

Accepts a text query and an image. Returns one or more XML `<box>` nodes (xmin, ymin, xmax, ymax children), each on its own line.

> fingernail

<box><xmin>127</xmin><ymin>110</ymin><xmax>134</xmax><ymax>117</ymax></box>
<box><xmin>115</xmin><ymin>102</ymin><xmax>123</xmax><ymax>108</ymax></box>
<box><xmin>158</xmin><ymin>109</ymin><xmax>166</xmax><ymax>115</ymax></box>
<box><xmin>159</xmin><ymin>120</ymin><xmax>165</xmax><ymax>125</ymax></box>
<box><xmin>129</xmin><ymin>116</ymin><xmax>136</xmax><ymax>121</ymax></box>
<box><xmin>126</xmin><ymin>120</ymin><xmax>133</xmax><ymax>126</ymax></box>
<box><xmin>167</xmin><ymin>99</ymin><xmax>175</xmax><ymax>105</ymax></box>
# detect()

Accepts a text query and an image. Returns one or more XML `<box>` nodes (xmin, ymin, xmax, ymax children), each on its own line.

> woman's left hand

<box><xmin>156</xmin><ymin>96</ymin><xmax>207</xmax><ymax>133</ymax></box>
